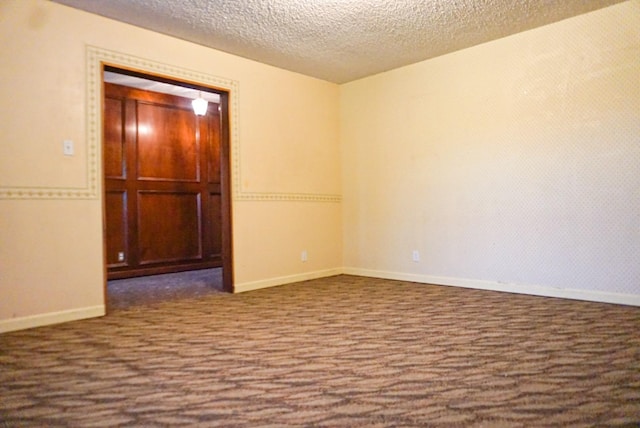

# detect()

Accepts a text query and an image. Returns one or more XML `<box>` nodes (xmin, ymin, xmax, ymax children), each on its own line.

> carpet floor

<box><xmin>106</xmin><ymin>268</ymin><xmax>223</xmax><ymax>311</ymax></box>
<box><xmin>1</xmin><ymin>275</ymin><xmax>639</xmax><ymax>427</ymax></box>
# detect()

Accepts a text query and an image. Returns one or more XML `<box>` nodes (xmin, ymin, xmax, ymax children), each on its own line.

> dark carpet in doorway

<box><xmin>107</xmin><ymin>268</ymin><xmax>223</xmax><ymax>310</ymax></box>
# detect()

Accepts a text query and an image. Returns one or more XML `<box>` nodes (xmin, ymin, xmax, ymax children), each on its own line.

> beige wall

<box><xmin>341</xmin><ymin>1</ymin><xmax>640</xmax><ymax>301</ymax></box>
<box><xmin>0</xmin><ymin>0</ymin><xmax>342</xmax><ymax>331</ymax></box>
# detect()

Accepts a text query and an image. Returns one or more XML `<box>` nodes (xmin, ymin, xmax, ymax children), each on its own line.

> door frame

<box><xmin>100</xmin><ymin>63</ymin><xmax>234</xmax><ymax>294</ymax></box>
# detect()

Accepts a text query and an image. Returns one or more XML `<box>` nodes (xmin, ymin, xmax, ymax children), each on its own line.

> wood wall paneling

<box><xmin>104</xmin><ymin>97</ymin><xmax>125</xmax><ymax>179</ymax></box>
<box><xmin>207</xmin><ymin>108</ymin><xmax>221</xmax><ymax>185</ymax></box>
<box><xmin>137</xmin><ymin>103</ymin><xmax>200</xmax><ymax>182</ymax></box>
<box><xmin>104</xmin><ymin>82</ymin><xmax>223</xmax><ymax>279</ymax></box>
<box><xmin>105</xmin><ymin>190</ymin><xmax>127</xmax><ymax>267</ymax></box>
<box><xmin>137</xmin><ymin>191</ymin><xmax>202</xmax><ymax>264</ymax></box>
<box><xmin>208</xmin><ymin>194</ymin><xmax>223</xmax><ymax>259</ymax></box>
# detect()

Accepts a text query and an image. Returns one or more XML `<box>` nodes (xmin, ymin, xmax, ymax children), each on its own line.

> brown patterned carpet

<box><xmin>1</xmin><ymin>275</ymin><xmax>639</xmax><ymax>427</ymax></box>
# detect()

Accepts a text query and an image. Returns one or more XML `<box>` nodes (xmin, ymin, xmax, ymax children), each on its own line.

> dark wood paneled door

<box><xmin>104</xmin><ymin>82</ymin><xmax>223</xmax><ymax>279</ymax></box>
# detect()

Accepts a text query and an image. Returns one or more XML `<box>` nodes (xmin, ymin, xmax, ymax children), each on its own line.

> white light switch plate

<box><xmin>63</xmin><ymin>140</ymin><xmax>74</xmax><ymax>156</ymax></box>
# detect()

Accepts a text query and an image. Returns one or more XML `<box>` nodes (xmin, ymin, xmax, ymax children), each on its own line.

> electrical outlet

<box><xmin>412</xmin><ymin>250</ymin><xmax>420</xmax><ymax>262</ymax></box>
<box><xmin>117</xmin><ymin>251</ymin><xmax>125</xmax><ymax>262</ymax></box>
<box><xmin>301</xmin><ymin>250</ymin><xmax>308</xmax><ymax>262</ymax></box>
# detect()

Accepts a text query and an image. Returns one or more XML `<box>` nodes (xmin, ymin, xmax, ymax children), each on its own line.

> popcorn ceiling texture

<box><xmin>51</xmin><ymin>0</ymin><xmax>625</xmax><ymax>83</ymax></box>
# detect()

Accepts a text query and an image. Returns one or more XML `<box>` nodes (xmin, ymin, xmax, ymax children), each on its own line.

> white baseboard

<box><xmin>0</xmin><ymin>305</ymin><xmax>106</xmax><ymax>334</ymax></box>
<box><xmin>3</xmin><ymin>268</ymin><xmax>636</xmax><ymax>334</ymax></box>
<box><xmin>343</xmin><ymin>267</ymin><xmax>640</xmax><ymax>307</ymax></box>
<box><xmin>234</xmin><ymin>268</ymin><xmax>343</xmax><ymax>293</ymax></box>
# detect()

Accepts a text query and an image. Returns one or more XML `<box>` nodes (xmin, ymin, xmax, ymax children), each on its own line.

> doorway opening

<box><xmin>101</xmin><ymin>65</ymin><xmax>234</xmax><ymax>309</ymax></box>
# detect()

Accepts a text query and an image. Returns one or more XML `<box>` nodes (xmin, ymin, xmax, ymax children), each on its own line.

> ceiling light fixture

<box><xmin>192</xmin><ymin>92</ymin><xmax>208</xmax><ymax>116</ymax></box>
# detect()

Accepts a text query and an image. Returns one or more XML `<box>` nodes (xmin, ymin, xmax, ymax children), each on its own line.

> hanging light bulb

<box><xmin>192</xmin><ymin>92</ymin><xmax>208</xmax><ymax>116</ymax></box>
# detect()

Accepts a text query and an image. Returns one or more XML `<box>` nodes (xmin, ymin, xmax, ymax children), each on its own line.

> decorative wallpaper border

<box><xmin>1</xmin><ymin>45</ymin><xmax>341</xmax><ymax>203</ymax></box>
<box><xmin>237</xmin><ymin>192</ymin><xmax>342</xmax><ymax>203</ymax></box>
<box><xmin>0</xmin><ymin>186</ymin><xmax>95</xmax><ymax>199</ymax></box>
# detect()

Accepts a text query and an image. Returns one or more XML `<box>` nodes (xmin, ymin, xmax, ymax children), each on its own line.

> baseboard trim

<box><xmin>3</xmin><ymin>269</ymin><xmax>636</xmax><ymax>333</ymax></box>
<box><xmin>343</xmin><ymin>267</ymin><xmax>640</xmax><ymax>307</ymax></box>
<box><xmin>0</xmin><ymin>305</ymin><xmax>106</xmax><ymax>334</ymax></box>
<box><xmin>234</xmin><ymin>268</ymin><xmax>343</xmax><ymax>293</ymax></box>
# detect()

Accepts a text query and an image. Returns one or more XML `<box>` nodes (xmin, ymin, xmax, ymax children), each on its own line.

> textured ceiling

<box><xmin>52</xmin><ymin>0</ymin><xmax>625</xmax><ymax>83</ymax></box>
